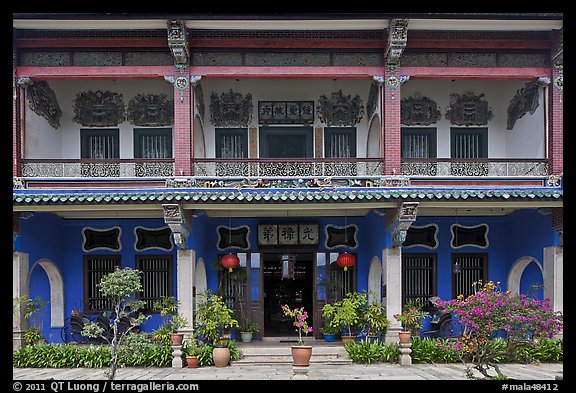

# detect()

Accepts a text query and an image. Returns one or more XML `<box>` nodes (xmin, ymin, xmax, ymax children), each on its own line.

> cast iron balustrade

<box><xmin>400</xmin><ymin>158</ymin><xmax>548</xmax><ymax>177</ymax></box>
<box><xmin>22</xmin><ymin>158</ymin><xmax>175</xmax><ymax>178</ymax></box>
<box><xmin>192</xmin><ymin>158</ymin><xmax>385</xmax><ymax>177</ymax></box>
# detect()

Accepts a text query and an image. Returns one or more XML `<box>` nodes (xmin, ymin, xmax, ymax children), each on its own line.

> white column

<box><xmin>13</xmin><ymin>252</ymin><xmax>29</xmax><ymax>350</ymax></box>
<box><xmin>543</xmin><ymin>246</ymin><xmax>563</xmax><ymax>315</ymax></box>
<box><xmin>382</xmin><ymin>246</ymin><xmax>402</xmax><ymax>343</ymax></box>
<box><xmin>176</xmin><ymin>249</ymin><xmax>195</xmax><ymax>337</ymax></box>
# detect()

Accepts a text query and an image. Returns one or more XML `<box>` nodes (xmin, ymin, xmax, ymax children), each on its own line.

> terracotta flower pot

<box><xmin>186</xmin><ymin>356</ymin><xmax>199</xmax><ymax>368</ymax></box>
<box><xmin>398</xmin><ymin>331</ymin><xmax>412</xmax><ymax>344</ymax></box>
<box><xmin>212</xmin><ymin>346</ymin><xmax>231</xmax><ymax>367</ymax></box>
<box><xmin>171</xmin><ymin>333</ymin><xmax>184</xmax><ymax>346</ymax></box>
<box><xmin>342</xmin><ymin>335</ymin><xmax>356</xmax><ymax>345</ymax></box>
<box><xmin>291</xmin><ymin>345</ymin><xmax>313</xmax><ymax>366</ymax></box>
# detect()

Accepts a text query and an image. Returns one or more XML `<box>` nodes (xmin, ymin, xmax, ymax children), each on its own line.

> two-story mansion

<box><xmin>13</xmin><ymin>13</ymin><xmax>563</xmax><ymax>347</ymax></box>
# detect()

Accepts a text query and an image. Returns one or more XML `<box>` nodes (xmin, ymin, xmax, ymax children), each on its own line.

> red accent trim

<box><xmin>400</xmin><ymin>67</ymin><xmax>550</xmax><ymax>80</ymax></box>
<box><xmin>16</xmin><ymin>66</ymin><xmax>173</xmax><ymax>79</ymax></box>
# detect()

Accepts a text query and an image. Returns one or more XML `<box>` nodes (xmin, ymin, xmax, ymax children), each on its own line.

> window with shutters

<box><xmin>450</xmin><ymin>128</ymin><xmax>488</xmax><ymax>159</ymax></box>
<box><xmin>135</xmin><ymin>255</ymin><xmax>173</xmax><ymax>313</ymax></box>
<box><xmin>324</xmin><ymin>127</ymin><xmax>357</xmax><ymax>158</ymax></box>
<box><xmin>401</xmin><ymin>128</ymin><xmax>437</xmax><ymax>158</ymax></box>
<box><xmin>452</xmin><ymin>253</ymin><xmax>488</xmax><ymax>298</ymax></box>
<box><xmin>133</xmin><ymin>128</ymin><xmax>172</xmax><ymax>159</ymax></box>
<box><xmin>81</xmin><ymin>129</ymin><xmax>120</xmax><ymax>159</ymax></box>
<box><xmin>215</xmin><ymin>128</ymin><xmax>248</xmax><ymax>158</ymax></box>
<box><xmin>402</xmin><ymin>253</ymin><xmax>437</xmax><ymax>306</ymax></box>
<box><xmin>83</xmin><ymin>255</ymin><xmax>121</xmax><ymax>313</ymax></box>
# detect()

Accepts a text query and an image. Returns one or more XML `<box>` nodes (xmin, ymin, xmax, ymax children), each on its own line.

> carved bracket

<box><xmin>386</xmin><ymin>19</ymin><xmax>409</xmax><ymax>65</ymax></box>
<box><xmin>162</xmin><ymin>204</ymin><xmax>191</xmax><ymax>250</ymax></box>
<box><xmin>167</xmin><ymin>19</ymin><xmax>189</xmax><ymax>69</ymax></box>
<box><xmin>386</xmin><ymin>201</ymin><xmax>419</xmax><ymax>247</ymax></box>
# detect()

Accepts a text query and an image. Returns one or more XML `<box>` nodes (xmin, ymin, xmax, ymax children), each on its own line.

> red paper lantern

<box><xmin>221</xmin><ymin>253</ymin><xmax>240</xmax><ymax>272</ymax></box>
<box><xmin>336</xmin><ymin>252</ymin><xmax>355</xmax><ymax>271</ymax></box>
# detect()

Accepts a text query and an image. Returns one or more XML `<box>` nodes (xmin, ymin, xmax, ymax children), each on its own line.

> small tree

<box><xmin>195</xmin><ymin>289</ymin><xmax>238</xmax><ymax>345</ymax></box>
<box><xmin>82</xmin><ymin>267</ymin><xmax>150</xmax><ymax>380</ymax></box>
<box><xmin>437</xmin><ymin>280</ymin><xmax>563</xmax><ymax>379</ymax></box>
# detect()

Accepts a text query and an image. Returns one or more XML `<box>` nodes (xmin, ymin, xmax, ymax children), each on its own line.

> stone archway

<box><xmin>28</xmin><ymin>259</ymin><xmax>65</xmax><ymax>328</ymax></box>
<box><xmin>367</xmin><ymin>256</ymin><xmax>383</xmax><ymax>302</ymax></box>
<box><xmin>507</xmin><ymin>256</ymin><xmax>543</xmax><ymax>296</ymax></box>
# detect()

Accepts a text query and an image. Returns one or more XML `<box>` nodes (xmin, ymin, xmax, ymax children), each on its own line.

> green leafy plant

<box><xmin>239</xmin><ymin>318</ymin><xmax>259</xmax><ymax>333</ymax></box>
<box><xmin>393</xmin><ymin>299</ymin><xmax>428</xmax><ymax>333</ymax></box>
<box><xmin>153</xmin><ymin>296</ymin><xmax>187</xmax><ymax>334</ymax></box>
<box><xmin>344</xmin><ymin>339</ymin><xmax>399</xmax><ymax>363</ymax></box>
<box><xmin>182</xmin><ymin>334</ymin><xmax>200</xmax><ymax>357</ymax></box>
<box><xmin>151</xmin><ymin>325</ymin><xmax>172</xmax><ymax>345</ymax></box>
<box><xmin>324</xmin><ymin>292</ymin><xmax>368</xmax><ymax>337</ymax></box>
<box><xmin>361</xmin><ymin>295</ymin><xmax>389</xmax><ymax>337</ymax></box>
<box><xmin>195</xmin><ymin>289</ymin><xmax>239</xmax><ymax>346</ymax></box>
<box><xmin>23</xmin><ymin>327</ymin><xmax>43</xmax><ymax>345</ymax></box>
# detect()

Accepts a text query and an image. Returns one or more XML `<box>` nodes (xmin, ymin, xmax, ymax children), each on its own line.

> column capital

<box><xmin>162</xmin><ymin>204</ymin><xmax>191</xmax><ymax>250</ymax></box>
<box><xmin>386</xmin><ymin>201</ymin><xmax>419</xmax><ymax>247</ymax></box>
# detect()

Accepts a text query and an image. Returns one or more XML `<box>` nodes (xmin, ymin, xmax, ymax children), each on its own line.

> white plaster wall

<box><xmin>401</xmin><ymin>80</ymin><xmax>546</xmax><ymax>159</ymax></box>
<box><xmin>25</xmin><ymin>79</ymin><xmax>173</xmax><ymax>159</ymax></box>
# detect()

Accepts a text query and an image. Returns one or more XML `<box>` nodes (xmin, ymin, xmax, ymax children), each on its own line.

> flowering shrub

<box><xmin>436</xmin><ymin>280</ymin><xmax>563</xmax><ymax>379</ymax></box>
<box><xmin>281</xmin><ymin>305</ymin><xmax>313</xmax><ymax>345</ymax></box>
<box><xmin>393</xmin><ymin>301</ymin><xmax>428</xmax><ymax>333</ymax></box>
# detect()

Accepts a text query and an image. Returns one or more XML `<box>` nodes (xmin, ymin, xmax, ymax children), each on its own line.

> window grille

<box><xmin>451</xmin><ymin>128</ymin><xmax>488</xmax><ymax>159</ymax></box>
<box><xmin>81</xmin><ymin>129</ymin><xmax>119</xmax><ymax>159</ymax></box>
<box><xmin>402</xmin><ymin>254</ymin><xmax>436</xmax><ymax>306</ymax></box>
<box><xmin>401</xmin><ymin>128</ymin><xmax>436</xmax><ymax>158</ymax></box>
<box><xmin>134</xmin><ymin>128</ymin><xmax>172</xmax><ymax>159</ymax></box>
<box><xmin>215</xmin><ymin>128</ymin><xmax>248</xmax><ymax>158</ymax></box>
<box><xmin>325</xmin><ymin>127</ymin><xmax>356</xmax><ymax>158</ymax></box>
<box><xmin>83</xmin><ymin>255</ymin><xmax>120</xmax><ymax>312</ymax></box>
<box><xmin>452</xmin><ymin>254</ymin><xmax>488</xmax><ymax>298</ymax></box>
<box><xmin>135</xmin><ymin>255</ymin><xmax>173</xmax><ymax>312</ymax></box>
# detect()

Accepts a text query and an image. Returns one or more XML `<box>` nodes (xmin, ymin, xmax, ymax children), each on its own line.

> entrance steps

<box><xmin>232</xmin><ymin>337</ymin><xmax>353</xmax><ymax>366</ymax></box>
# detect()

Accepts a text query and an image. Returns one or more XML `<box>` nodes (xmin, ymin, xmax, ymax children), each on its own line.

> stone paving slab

<box><xmin>13</xmin><ymin>362</ymin><xmax>563</xmax><ymax>381</ymax></box>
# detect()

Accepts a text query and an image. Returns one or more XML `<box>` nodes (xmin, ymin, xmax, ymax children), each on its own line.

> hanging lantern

<box><xmin>336</xmin><ymin>252</ymin><xmax>355</xmax><ymax>271</ymax></box>
<box><xmin>221</xmin><ymin>253</ymin><xmax>240</xmax><ymax>272</ymax></box>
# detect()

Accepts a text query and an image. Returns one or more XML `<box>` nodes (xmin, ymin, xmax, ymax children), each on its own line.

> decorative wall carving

<box><xmin>73</xmin><ymin>90</ymin><xmax>125</xmax><ymax>127</ymax></box>
<box><xmin>445</xmin><ymin>92</ymin><xmax>493</xmax><ymax>126</ymax></box>
<box><xmin>506</xmin><ymin>80</ymin><xmax>548</xmax><ymax>130</ymax></box>
<box><xmin>126</xmin><ymin>93</ymin><xmax>174</xmax><ymax>126</ymax></box>
<box><xmin>26</xmin><ymin>81</ymin><xmax>62</xmax><ymax>128</ymax></box>
<box><xmin>401</xmin><ymin>93</ymin><xmax>441</xmax><ymax>126</ymax></box>
<box><xmin>386</xmin><ymin>201</ymin><xmax>419</xmax><ymax>247</ymax></box>
<box><xmin>209</xmin><ymin>90</ymin><xmax>253</xmax><ymax>127</ymax></box>
<box><xmin>317</xmin><ymin>90</ymin><xmax>364</xmax><ymax>127</ymax></box>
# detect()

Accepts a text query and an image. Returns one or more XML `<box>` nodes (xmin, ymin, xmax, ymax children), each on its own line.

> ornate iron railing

<box><xmin>192</xmin><ymin>158</ymin><xmax>385</xmax><ymax>177</ymax></box>
<box><xmin>22</xmin><ymin>159</ymin><xmax>174</xmax><ymax>177</ymax></box>
<box><xmin>400</xmin><ymin>158</ymin><xmax>548</xmax><ymax>177</ymax></box>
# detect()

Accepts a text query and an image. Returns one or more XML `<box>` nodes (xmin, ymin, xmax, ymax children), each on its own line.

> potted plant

<box><xmin>238</xmin><ymin>318</ymin><xmax>259</xmax><ymax>343</ymax></box>
<box><xmin>196</xmin><ymin>290</ymin><xmax>239</xmax><ymax>367</ymax></box>
<box><xmin>183</xmin><ymin>334</ymin><xmax>200</xmax><ymax>368</ymax></box>
<box><xmin>169</xmin><ymin>314</ymin><xmax>188</xmax><ymax>345</ymax></box>
<box><xmin>21</xmin><ymin>296</ymin><xmax>50</xmax><ymax>345</ymax></box>
<box><xmin>281</xmin><ymin>304</ymin><xmax>313</xmax><ymax>367</ymax></box>
<box><xmin>152</xmin><ymin>296</ymin><xmax>188</xmax><ymax>345</ymax></box>
<box><xmin>320</xmin><ymin>303</ymin><xmax>340</xmax><ymax>342</ymax></box>
<box><xmin>393</xmin><ymin>300</ymin><xmax>428</xmax><ymax>343</ymax></box>
<box><xmin>326</xmin><ymin>292</ymin><xmax>367</xmax><ymax>344</ymax></box>
<box><xmin>361</xmin><ymin>296</ymin><xmax>389</xmax><ymax>343</ymax></box>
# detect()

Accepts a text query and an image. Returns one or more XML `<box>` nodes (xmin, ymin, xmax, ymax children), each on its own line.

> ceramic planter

<box><xmin>291</xmin><ymin>345</ymin><xmax>313</xmax><ymax>366</ymax></box>
<box><xmin>212</xmin><ymin>346</ymin><xmax>231</xmax><ymax>367</ymax></box>
<box><xmin>186</xmin><ymin>356</ymin><xmax>199</xmax><ymax>368</ymax></box>
<box><xmin>171</xmin><ymin>333</ymin><xmax>184</xmax><ymax>346</ymax></box>
<box><xmin>398</xmin><ymin>331</ymin><xmax>412</xmax><ymax>344</ymax></box>
<box><xmin>240</xmin><ymin>331</ymin><xmax>253</xmax><ymax>343</ymax></box>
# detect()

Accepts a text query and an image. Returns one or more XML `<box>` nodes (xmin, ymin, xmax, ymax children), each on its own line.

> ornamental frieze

<box><xmin>445</xmin><ymin>92</ymin><xmax>493</xmax><ymax>126</ymax></box>
<box><xmin>401</xmin><ymin>93</ymin><xmax>441</xmax><ymax>126</ymax></box>
<box><xmin>167</xmin><ymin>19</ymin><xmax>189</xmax><ymax>68</ymax></box>
<box><xmin>210</xmin><ymin>90</ymin><xmax>253</xmax><ymax>127</ymax></box>
<box><xmin>317</xmin><ymin>90</ymin><xmax>364</xmax><ymax>127</ymax></box>
<box><xmin>73</xmin><ymin>90</ymin><xmax>125</xmax><ymax>127</ymax></box>
<box><xmin>386</xmin><ymin>18</ymin><xmax>409</xmax><ymax>65</ymax></box>
<box><xmin>126</xmin><ymin>93</ymin><xmax>174</xmax><ymax>127</ymax></box>
<box><xmin>26</xmin><ymin>80</ymin><xmax>62</xmax><ymax>129</ymax></box>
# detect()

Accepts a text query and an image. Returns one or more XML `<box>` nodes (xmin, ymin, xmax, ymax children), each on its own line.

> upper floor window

<box><xmin>401</xmin><ymin>128</ymin><xmax>437</xmax><ymax>158</ymax></box>
<box><xmin>81</xmin><ymin>129</ymin><xmax>119</xmax><ymax>159</ymax></box>
<box><xmin>451</xmin><ymin>127</ymin><xmax>488</xmax><ymax>159</ymax></box>
<box><xmin>134</xmin><ymin>128</ymin><xmax>172</xmax><ymax>159</ymax></box>
<box><xmin>215</xmin><ymin>128</ymin><xmax>248</xmax><ymax>158</ymax></box>
<box><xmin>325</xmin><ymin>127</ymin><xmax>356</xmax><ymax>158</ymax></box>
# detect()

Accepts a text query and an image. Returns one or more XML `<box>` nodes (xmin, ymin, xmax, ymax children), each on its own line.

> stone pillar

<box><xmin>543</xmin><ymin>245</ymin><xmax>563</xmax><ymax>316</ymax></box>
<box><xmin>382</xmin><ymin>247</ymin><xmax>402</xmax><ymax>344</ymax></box>
<box><xmin>398</xmin><ymin>342</ymin><xmax>412</xmax><ymax>366</ymax></box>
<box><xmin>177</xmin><ymin>249</ymin><xmax>195</xmax><ymax>337</ymax></box>
<box><xmin>13</xmin><ymin>252</ymin><xmax>29</xmax><ymax>350</ymax></box>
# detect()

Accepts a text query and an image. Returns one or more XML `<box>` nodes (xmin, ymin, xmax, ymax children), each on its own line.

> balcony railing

<box><xmin>192</xmin><ymin>158</ymin><xmax>385</xmax><ymax>177</ymax></box>
<box><xmin>400</xmin><ymin>158</ymin><xmax>548</xmax><ymax>177</ymax></box>
<box><xmin>22</xmin><ymin>159</ymin><xmax>175</xmax><ymax>177</ymax></box>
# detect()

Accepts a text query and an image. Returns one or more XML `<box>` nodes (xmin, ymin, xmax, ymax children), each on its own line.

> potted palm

<box><xmin>281</xmin><ymin>304</ymin><xmax>313</xmax><ymax>367</ymax></box>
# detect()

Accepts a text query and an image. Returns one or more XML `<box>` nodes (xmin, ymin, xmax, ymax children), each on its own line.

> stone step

<box><xmin>232</xmin><ymin>340</ymin><xmax>352</xmax><ymax>365</ymax></box>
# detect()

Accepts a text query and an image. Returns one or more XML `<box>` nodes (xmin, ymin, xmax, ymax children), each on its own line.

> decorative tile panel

<box><xmin>73</xmin><ymin>52</ymin><xmax>122</xmax><ymax>66</ymax></box>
